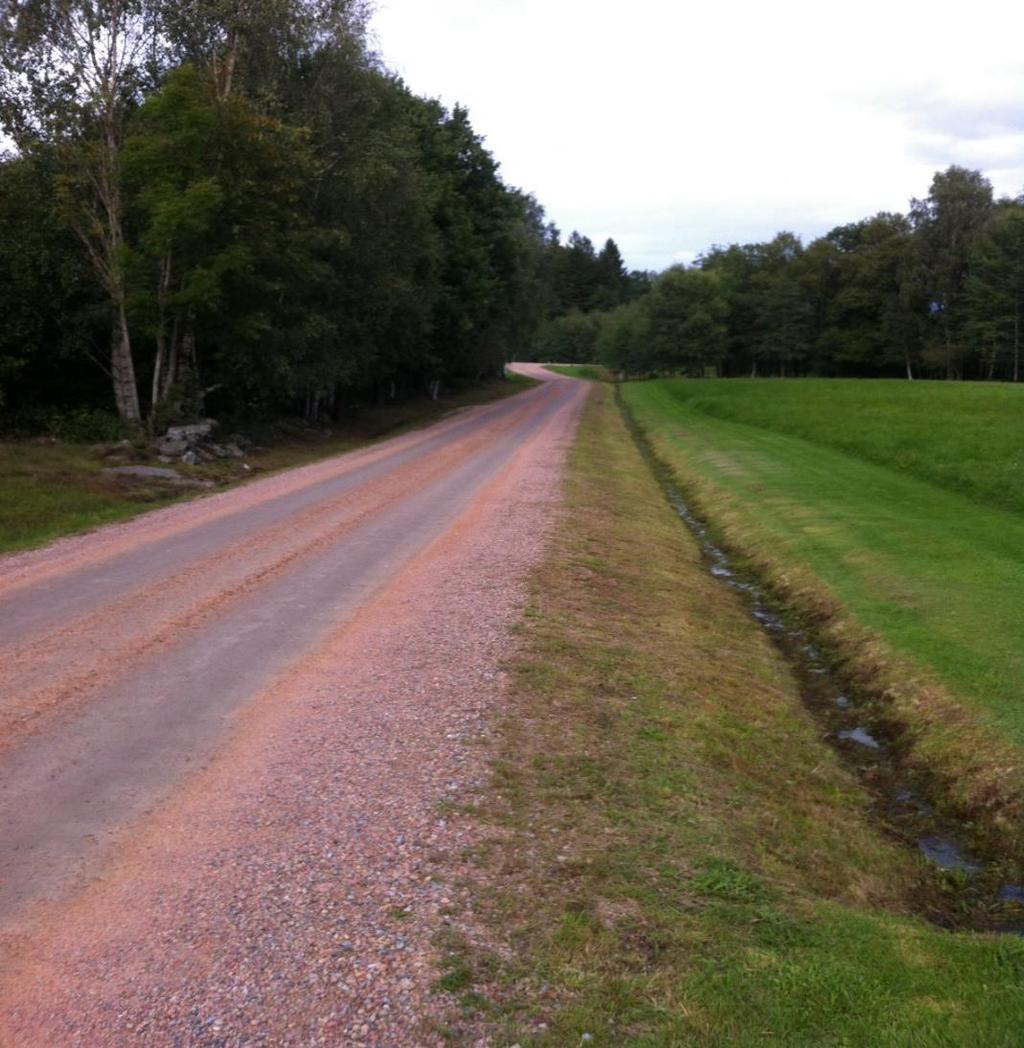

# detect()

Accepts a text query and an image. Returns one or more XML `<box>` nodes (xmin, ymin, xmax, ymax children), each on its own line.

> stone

<box><xmin>155</xmin><ymin>439</ymin><xmax>189</xmax><ymax>457</ymax></box>
<box><xmin>91</xmin><ymin>440</ymin><xmax>132</xmax><ymax>460</ymax></box>
<box><xmin>181</xmin><ymin>450</ymin><xmax>199</xmax><ymax>466</ymax></box>
<box><xmin>165</xmin><ymin>419</ymin><xmax>216</xmax><ymax>443</ymax></box>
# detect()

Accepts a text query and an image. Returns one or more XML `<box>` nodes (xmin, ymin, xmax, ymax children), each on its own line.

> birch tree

<box><xmin>0</xmin><ymin>0</ymin><xmax>164</xmax><ymax>423</ymax></box>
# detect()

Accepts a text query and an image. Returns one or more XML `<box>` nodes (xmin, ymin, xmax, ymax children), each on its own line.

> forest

<box><xmin>540</xmin><ymin>165</ymin><xmax>1024</xmax><ymax>382</ymax></box>
<box><xmin>0</xmin><ymin>0</ymin><xmax>637</xmax><ymax>434</ymax></box>
<box><xmin>3</xmin><ymin>4</ymin><xmax>1021</xmax><ymax>442</ymax></box>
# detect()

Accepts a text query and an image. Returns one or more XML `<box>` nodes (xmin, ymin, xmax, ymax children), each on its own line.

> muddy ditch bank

<box><xmin>618</xmin><ymin>392</ymin><xmax>1024</xmax><ymax>935</ymax></box>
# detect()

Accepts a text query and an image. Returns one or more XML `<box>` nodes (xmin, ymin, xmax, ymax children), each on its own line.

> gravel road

<box><xmin>0</xmin><ymin>364</ymin><xmax>586</xmax><ymax>1045</ymax></box>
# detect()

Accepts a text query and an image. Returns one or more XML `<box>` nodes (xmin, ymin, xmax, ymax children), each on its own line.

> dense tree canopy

<box><xmin>572</xmin><ymin>166</ymin><xmax>1024</xmax><ymax>382</ymax></box>
<box><xmin>0</xmin><ymin>1</ymin><xmax>614</xmax><ymax>427</ymax></box>
<box><xmin>4</xmin><ymin>3</ymin><xmax>1022</xmax><ymax>430</ymax></box>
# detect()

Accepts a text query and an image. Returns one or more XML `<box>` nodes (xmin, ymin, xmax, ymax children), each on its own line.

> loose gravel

<box><xmin>0</xmin><ymin>365</ymin><xmax>585</xmax><ymax>1046</ymax></box>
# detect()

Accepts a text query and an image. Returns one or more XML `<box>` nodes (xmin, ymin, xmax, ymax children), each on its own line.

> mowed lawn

<box><xmin>622</xmin><ymin>378</ymin><xmax>1024</xmax><ymax>746</ymax></box>
<box><xmin>668</xmin><ymin>378</ymin><xmax>1024</xmax><ymax>515</ymax></box>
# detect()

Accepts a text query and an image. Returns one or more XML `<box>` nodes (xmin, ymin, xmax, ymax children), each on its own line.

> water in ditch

<box><xmin>623</xmin><ymin>406</ymin><xmax>1024</xmax><ymax>934</ymax></box>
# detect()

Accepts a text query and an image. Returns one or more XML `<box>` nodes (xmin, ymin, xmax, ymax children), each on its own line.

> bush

<box><xmin>45</xmin><ymin>407</ymin><xmax>127</xmax><ymax>443</ymax></box>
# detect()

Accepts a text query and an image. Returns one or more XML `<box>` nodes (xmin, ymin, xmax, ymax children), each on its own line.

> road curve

<box><xmin>0</xmin><ymin>364</ymin><xmax>586</xmax><ymax>1044</ymax></box>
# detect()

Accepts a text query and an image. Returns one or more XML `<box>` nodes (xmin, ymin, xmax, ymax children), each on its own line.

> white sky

<box><xmin>370</xmin><ymin>0</ymin><xmax>1024</xmax><ymax>272</ymax></box>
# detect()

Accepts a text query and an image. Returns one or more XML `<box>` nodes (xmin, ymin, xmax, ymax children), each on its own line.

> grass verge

<box><xmin>443</xmin><ymin>382</ymin><xmax>1024</xmax><ymax>1046</ymax></box>
<box><xmin>0</xmin><ymin>374</ymin><xmax>536</xmax><ymax>554</ymax></box>
<box><xmin>620</xmin><ymin>379</ymin><xmax>1024</xmax><ymax>850</ymax></box>
<box><xmin>543</xmin><ymin>364</ymin><xmax>614</xmax><ymax>382</ymax></box>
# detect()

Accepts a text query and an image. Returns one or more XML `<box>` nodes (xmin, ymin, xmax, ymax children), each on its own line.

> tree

<box><xmin>645</xmin><ymin>267</ymin><xmax>728</xmax><ymax>375</ymax></box>
<box><xmin>593</xmin><ymin>237</ymin><xmax>629</xmax><ymax>310</ymax></box>
<box><xmin>0</xmin><ymin>0</ymin><xmax>167</xmax><ymax>423</ymax></box>
<box><xmin>965</xmin><ymin>203</ymin><xmax>1024</xmax><ymax>381</ymax></box>
<box><xmin>815</xmin><ymin>213</ymin><xmax>922</xmax><ymax>378</ymax></box>
<box><xmin>595</xmin><ymin>301</ymin><xmax>650</xmax><ymax>375</ymax></box>
<box><xmin>532</xmin><ymin>310</ymin><xmax>601</xmax><ymax>364</ymax></box>
<box><xmin>748</xmin><ymin>233</ymin><xmax>814</xmax><ymax>376</ymax></box>
<box><xmin>910</xmin><ymin>166</ymin><xmax>994</xmax><ymax>378</ymax></box>
<box><xmin>124</xmin><ymin>64</ymin><xmax>322</xmax><ymax>420</ymax></box>
<box><xmin>159</xmin><ymin>0</ymin><xmax>371</xmax><ymax>100</ymax></box>
<box><xmin>0</xmin><ymin>151</ymin><xmax>103</xmax><ymax>411</ymax></box>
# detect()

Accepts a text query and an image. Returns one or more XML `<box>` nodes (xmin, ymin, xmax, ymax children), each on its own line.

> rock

<box><xmin>165</xmin><ymin>419</ymin><xmax>216</xmax><ymax>443</ymax></box>
<box><xmin>222</xmin><ymin>443</ymin><xmax>245</xmax><ymax>458</ymax></box>
<box><xmin>155</xmin><ymin>438</ymin><xmax>189</xmax><ymax>457</ymax></box>
<box><xmin>181</xmin><ymin>450</ymin><xmax>199</xmax><ymax>466</ymax></box>
<box><xmin>91</xmin><ymin>440</ymin><xmax>132</xmax><ymax>460</ymax></box>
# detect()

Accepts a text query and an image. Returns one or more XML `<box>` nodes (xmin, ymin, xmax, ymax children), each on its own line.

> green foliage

<box><xmin>0</xmin><ymin>12</ymin><xmax>569</xmax><ymax>428</ymax></box>
<box><xmin>43</xmin><ymin>407</ymin><xmax>126</xmax><ymax>443</ymax></box>
<box><xmin>533</xmin><ymin>310</ymin><xmax>601</xmax><ymax>363</ymax></box>
<box><xmin>550</xmin><ymin>164</ymin><xmax>1023</xmax><ymax>385</ymax></box>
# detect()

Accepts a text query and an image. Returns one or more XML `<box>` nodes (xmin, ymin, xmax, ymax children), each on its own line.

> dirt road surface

<box><xmin>0</xmin><ymin>364</ymin><xmax>586</xmax><ymax>1045</ymax></box>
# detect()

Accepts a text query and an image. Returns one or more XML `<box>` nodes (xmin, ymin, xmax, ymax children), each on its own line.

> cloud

<box><xmin>372</xmin><ymin>0</ymin><xmax>1024</xmax><ymax>270</ymax></box>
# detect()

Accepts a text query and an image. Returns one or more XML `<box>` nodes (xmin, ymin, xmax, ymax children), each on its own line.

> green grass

<box><xmin>660</xmin><ymin>378</ymin><xmax>1024</xmax><ymax>515</ymax></box>
<box><xmin>446</xmin><ymin>383</ymin><xmax>1024</xmax><ymax>1046</ymax></box>
<box><xmin>621</xmin><ymin>380</ymin><xmax>1024</xmax><ymax>750</ymax></box>
<box><xmin>0</xmin><ymin>374</ymin><xmax>536</xmax><ymax>555</ymax></box>
<box><xmin>544</xmin><ymin>364</ymin><xmax>613</xmax><ymax>382</ymax></box>
<box><xmin>0</xmin><ymin>440</ymin><xmax>185</xmax><ymax>553</ymax></box>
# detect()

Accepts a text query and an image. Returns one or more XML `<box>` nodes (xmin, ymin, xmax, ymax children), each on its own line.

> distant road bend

<box><xmin>0</xmin><ymin>363</ymin><xmax>586</xmax><ymax>1044</ymax></box>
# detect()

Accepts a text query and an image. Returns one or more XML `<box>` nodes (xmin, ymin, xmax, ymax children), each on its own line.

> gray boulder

<box><xmin>155</xmin><ymin>438</ymin><xmax>189</xmax><ymax>457</ymax></box>
<box><xmin>165</xmin><ymin>419</ymin><xmax>217</xmax><ymax>443</ymax></box>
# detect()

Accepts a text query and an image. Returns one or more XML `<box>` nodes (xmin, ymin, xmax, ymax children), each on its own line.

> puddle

<box><xmin>837</xmin><ymin>726</ymin><xmax>882</xmax><ymax>751</ymax></box>
<box><xmin>918</xmin><ymin>836</ymin><xmax>981</xmax><ymax>874</ymax></box>
<box><xmin>622</xmin><ymin>400</ymin><xmax>1024</xmax><ymax>933</ymax></box>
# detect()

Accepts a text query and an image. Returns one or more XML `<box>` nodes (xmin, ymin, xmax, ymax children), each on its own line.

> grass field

<box><xmin>664</xmin><ymin>378</ymin><xmax>1024</xmax><ymax>515</ymax></box>
<box><xmin>619</xmin><ymin>377</ymin><xmax>1024</xmax><ymax>835</ymax></box>
<box><xmin>0</xmin><ymin>374</ymin><xmax>536</xmax><ymax>555</ymax></box>
<box><xmin>448</xmin><ymin>382</ymin><xmax>1024</xmax><ymax>1046</ymax></box>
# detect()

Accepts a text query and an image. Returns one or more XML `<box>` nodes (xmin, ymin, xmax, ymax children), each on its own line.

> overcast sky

<box><xmin>370</xmin><ymin>0</ymin><xmax>1024</xmax><ymax>272</ymax></box>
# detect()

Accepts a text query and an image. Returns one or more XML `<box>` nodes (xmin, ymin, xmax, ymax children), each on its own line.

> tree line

<box><xmin>0</xmin><ymin>0</ymin><xmax>627</xmax><ymax>431</ymax></box>
<box><xmin>568</xmin><ymin>166</ymin><xmax>1024</xmax><ymax>381</ymax></box>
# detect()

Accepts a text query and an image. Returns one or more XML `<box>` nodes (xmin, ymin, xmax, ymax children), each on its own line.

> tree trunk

<box><xmin>150</xmin><ymin>250</ymin><xmax>174</xmax><ymax>412</ymax></box>
<box><xmin>112</xmin><ymin>304</ymin><xmax>141</xmax><ymax>424</ymax></box>
<box><xmin>217</xmin><ymin>26</ymin><xmax>239</xmax><ymax>99</ymax></box>
<box><xmin>164</xmin><ymin>315</ymin><xmax>181</xmax><ymax>401</ymax></box>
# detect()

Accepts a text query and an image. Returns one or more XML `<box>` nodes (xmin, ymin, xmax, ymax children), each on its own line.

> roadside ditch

<box><xmin>618</xmin><ymin>389</ymin><xmax>1024</xmax><ymax>935</ymax></box>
